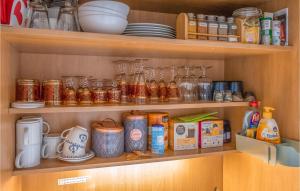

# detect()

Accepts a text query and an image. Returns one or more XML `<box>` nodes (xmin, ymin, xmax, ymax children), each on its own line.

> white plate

<box><xmin>124</xmin><ymin>30</ymin><xmax>175</xmax><ymax>35</ymax></box>
<box><xmin>123</xmin><ymin>33</ymin><xmax>175</xmax><ymax>39</ymax></box>
<box><xmin>124</xmin><ymin>28</ymin><xmax>175</xmax><ymax>33</ymax></box>
<box><xmin>11</xmin><ymin>101</ymin><xmax>45</xmax><ymax>108</ymax></box>
<box><xmin>126</xmin><ymin>25</ymin><xmax>175</xmax><ymax>31</ymax></box>
<box><xmin>127</xmin><ymin>23</ymin><xmax>175</xmax><ymax>30</ymax></box>
<box><xmin>57</xmin><ymin>151</ymin><xmax>95</xmax><ymax>163</ymax></box>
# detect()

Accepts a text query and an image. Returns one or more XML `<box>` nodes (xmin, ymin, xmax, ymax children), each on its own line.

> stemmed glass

<box><xmin>198</xmin><ymin>65</ymin><xmax>213</xmax><ymax>101</ymax></box>
<box><xmin>179</xmin><ymin>65</ymin><xmax>194</xmax><ymax>102</ymax></box>
<box><xmin>114</xmin><ymin>60</ymin><xmax>129</xmax><ymax>103</ymax></box>
<box><xmin>56</xmin><ymin>0</ymin><xmax>80</xmax><ymax>31</ymax></box>
<box><xmin>28</xmin><ymin>0</ymin><xmax>50</xmax><ymax>29</ymax></box>
<box><xmin>147</xmin><ymin>67</ymin><xmax>159</xmax><ymax>102</ymax></box>
<box><xmin>158</xmin><ymin>67</ymin><xmax>168</xmax><ymax>102</ymax></box>
<box><xmin>167</xmin><ymin>65</ymin><xmax>180</xmax><ymax>102</ymax></box>
<box><xmin>135</xmin><ymin>62</ymin><xmax>147</xmax><ymax>104</ymax></box>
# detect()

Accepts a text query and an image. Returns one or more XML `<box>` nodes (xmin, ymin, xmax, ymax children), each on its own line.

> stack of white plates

<box><xmin>78</xmin><ymin>1</ymin><xmax>130</xmax><ymax>34</ymax></box>
<box><xmin>123</xmin><ymin>23</ymin><xmax>176</xmax><ymax>39</ymax></box>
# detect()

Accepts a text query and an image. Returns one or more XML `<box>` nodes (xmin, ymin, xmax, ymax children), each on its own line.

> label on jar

<box><xmin>261</xmin><ymin>20</ymin><xmax>272</xmax><ymax>30</ymax></box>
<box><xmin>231</xmin><ymin>25</ymin><xmax>237</xmax><ymax>30</ymax></box>
<box><xmin>130</xmin><ymin>129</ymin><xmax>142</xmax><ymax>141</ymax></box>
<box><xmin>219</xmin><ymin>24</ymin><xmax>228</xmax><ymax>29</ymax></box>
<box><xmin>198</xmin><ymin>22</ymin><xmax>207</xmax><ymax>27</ymax></box>
<box><xmin>209</xmin><ymin>23</ymin><xmax>218</xmax><ymax>28</ymax></box>
<box><xmin>189</xmin><ymin>21</ymin><xmax>197</xmax><ymax>26</ymax></box>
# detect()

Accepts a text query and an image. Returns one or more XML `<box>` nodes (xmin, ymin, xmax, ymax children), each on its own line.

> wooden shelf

<box><xmin>9</xmin><ymin>101</ymin><xmax>249</xmax><ymax>114</ymax></box>
<box><xmin>2</xmin><ymin>26</ymin><xmax>292</xmax><ymax>59</ymax></box>
<box><xmin>13</xmin><ymin>144</ymin><xmax>236</xmax><ymax>176</ymax></box>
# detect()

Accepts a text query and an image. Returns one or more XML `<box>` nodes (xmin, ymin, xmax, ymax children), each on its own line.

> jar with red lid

<box><xmin>42</xmin><ymin>80</ymin><xmax>63</xmax><ymax>106</ymax></box>
<box><xmin>16</xmin><ymin>79</ymin><xmax>40</xmax><ymax>102</ymax></box>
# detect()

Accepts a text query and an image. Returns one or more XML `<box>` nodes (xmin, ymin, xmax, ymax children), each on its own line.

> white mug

<box><xmin>15</xmin><ymin>144</ymin><xmax>41</xmax><ymax>168</ymax></box>
<box><xmin>21</xmin><ymin>116</ymin><xmax>51</xmax><ymax>141</ymax></box>
<box><xmin>61</xmin><ymin>126</ymin><xmax>88</xmax><ymax>146</ymax></box>
<box><xmin>41</xmin><ymin>134</ymin><xmax>62</xmax><ymax>159</ymax></box>
<box><xmin>16</xmin><ymin>119</ymin><xmax>42</xmax><ymax>148</ymax></box>
<box><xmin>57</xmin><ymin>126</ymin><xmax>88</xmax><ymax>157</ymax></box>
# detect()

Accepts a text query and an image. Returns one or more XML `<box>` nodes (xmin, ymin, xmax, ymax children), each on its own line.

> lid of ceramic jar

<box><xmin>92</xmin><ymin>121</ymin><xmax>123</xmax><ymax>133</ymax></box>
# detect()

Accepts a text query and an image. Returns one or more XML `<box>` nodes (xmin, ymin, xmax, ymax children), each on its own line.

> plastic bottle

<box><xmin>256</xmin><ymin>107</ymin><xmax>281</xmax><ymax>144</ymax></box>
<box><xmin>241</xmin><ymin>101</ymin><xmax>260</xmax><ymax>138</ymax></box>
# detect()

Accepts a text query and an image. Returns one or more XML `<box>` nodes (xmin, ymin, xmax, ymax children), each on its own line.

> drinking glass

<box><xmin>190</xmin><ymin>65</ymin><xmax>199</xmax><ymax>101</ymax></box>
<box><xmin>179</xmin><ymin>65</ymin><xmax>194</xmax><ymax>102</ymax></box>
<box><xmin>198</xmin><ymin>65</ymin><xmax>213</xmax><ymax>101</ymax></box>
<box><xmin>167</xmin><ymin>65</ymin><xmax>180</xmax><ymax>102</ymax></box>
<box><xmin>135</xmin><ymin>63</ymin><xmax>147</xmax><ymax>104</ymax></box>
<box><xmin>147</xmin><ymin>67</ymin><xmax>159</xmax><ymax>102</ymax></box>
<box><xmin>28</xmin><ymin>0</ymin><xmax>50</xmax><ymax>29</ymax></box>
<box><xmin>56</xmin><ymin>0</ymin><xmax>79</xmax><ymax>31</ymax></box>
<box><xmin>62</xmin><ymin>76</ymin><xmax>77</xmax><ymax>105</ymax></box>
<box><xmin>158</xmin><ymin>67</ymin><xmax>168</xmax><ymax>102</ymax></box>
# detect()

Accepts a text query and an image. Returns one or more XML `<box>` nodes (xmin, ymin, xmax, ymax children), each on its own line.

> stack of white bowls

<box><xmin>78</xmin><ymin>1</ymin><xmax>129</xmax><ymax>34</ymax></box>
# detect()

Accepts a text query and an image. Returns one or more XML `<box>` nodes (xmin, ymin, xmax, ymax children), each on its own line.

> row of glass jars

<box><xmin>187</xmin><ymin>13</ymin><xmax>238</xmax><ymax>42</ymax></box>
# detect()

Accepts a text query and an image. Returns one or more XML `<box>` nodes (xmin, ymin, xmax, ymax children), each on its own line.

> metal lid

<box><xmin>217</xmin><ymin>16</ymin><xmax>226</xmax><ymax>22</ymax></box>
<box><xmin>94</xmin><ymin>126</ymin><xmax>123</xmax><ymax>133</ymax></box>
<box><xmin>125</xmin><ymin>114</ymin><xmax>147</xmax><ymax>120</ymax></box>
<box><xmin>92</xmin><ymin>120</ymin><xmax>123</xmax><ymax>133</ymax></box>
<box><xmin>196</xmin><ymin>14</ymin><xmax>206</xmax><ymax>20</ymax></box>
<box><xmin>227</xmin><ymin>17</ymin><xmax>234</xmax><ymax>23</ymax></box>
<box><xmin>42</xmin><ymin>80</ymin><xmax>62</xmax><ymax>84</ymax></box>
<box><xmin>207</xmin><ymin>15</ymin><xmax>216</xmax><ymax>21</ymax></box>
<box><xmin>17</xmin><ymin>79</ymin><xmax>39</xmax><ymax>84</ymax></box>
<box><xmin>187</xmin><ymin>13</ymin><xmax>195</xmax><ymax>19</ymax></box>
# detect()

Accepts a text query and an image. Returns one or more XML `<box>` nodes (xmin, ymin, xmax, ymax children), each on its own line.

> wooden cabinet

<box><xmin>1</xmin><ymin>0</ymin><xmax>299</xmax><ymax>190</ymax></box>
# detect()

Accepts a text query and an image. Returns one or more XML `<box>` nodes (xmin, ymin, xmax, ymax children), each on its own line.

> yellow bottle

<box><xmin>256</xmin><ymin>107</ymin><xmax>281</xmax><ymax>144</ymax></box>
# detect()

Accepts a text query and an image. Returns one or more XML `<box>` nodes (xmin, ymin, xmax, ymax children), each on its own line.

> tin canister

<box><xmin>16</xmin><ymin>79</ymin><xmax>40</xmax><ymax>102</ymax></box>
<box><xmin>123</xmin><ymin>113</ymin><xmax>148</xmax><ymax>152</ymax></box>
<box><xmin>92</xmin><ymin>121</ymin><xmax>124</xmax><ymax>158</ymax></box>
<box><xmin>151</xmin><ymin>124</ymin><xmax>165</xmax><ymax>154</ymax></box>
<box><xmin>42</xmin><ymin>80</ymin><xmax>63</xmax><ymax>106</ymax></box>
<box><xmin>260</xmin><ymin>17</ymin><xmax>272</xmax><ymax>45</ymax></box>
<box><xmin>148</xmin><ymin>112</ymin><xmax>169</xmax><ymax>150</ymax></box>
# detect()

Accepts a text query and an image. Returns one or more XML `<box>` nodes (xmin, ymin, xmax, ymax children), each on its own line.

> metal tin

<box><xmin>272</xmin><ymin>20</ymin><xmax>281</xmax><ymax>46</ymax></box>
<box><xmin>151</xmin><ymin>124</ymin><xmax>165</xmax><ymax>154</ymax></box>
<box><xmin>148</xmin><ymin>112</ymin><xmax>169</xmax><ymax>150</ymax></box>
<box><xmin>123</xmin><ymin>113</ymin><xmax>148</xmax><ymax>152</ymax></box>
<box><xmin>92</xmin><ymin>121</ymin><xmax>124</xmax><ymax>158</ymax></box>
<box><xmin>16</xmin><ymin>79</ymin><xmax>40</xmax><ymax>102</ymax></box>
<box><xmin>42</xmin><ymin>80</ymin><xmax>63</xmax><ymax>106</ymax></box>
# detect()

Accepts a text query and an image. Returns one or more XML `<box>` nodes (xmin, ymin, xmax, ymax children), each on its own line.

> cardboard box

<box><xmin>169</xmin><ymin>119</ymin><xmax>198</xmax><ymax>151</ymax></box>
<box><xmin>199</xmin><ymin>120</ymin><xmax>224</xmax><ymax>148</ymax></box>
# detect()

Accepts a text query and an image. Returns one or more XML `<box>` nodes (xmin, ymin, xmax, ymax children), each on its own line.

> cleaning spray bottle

<box><xmin>256</xmin><ymin>107</ymin><xmax>281</xmax><ymax>144</ymax></box>
<box><xmin>242</xmin><ymin>101</ymin><xmax>260</xmax><ymax>138</ymax></box>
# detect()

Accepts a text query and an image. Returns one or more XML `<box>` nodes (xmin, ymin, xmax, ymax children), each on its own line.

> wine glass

<box><xmin>167</xmin><ymin>65</ymin><xmax>180</xmax><ymax>102</ymax></box>
<box><xmin>179</xmin><ymin>65</ymin><xmax>194</xmax><ymax>102</ymax></box>
<box><xmin>56</xmin><ymin>0</ymin><xmax>79</xmax><ymax>31</ymax></box>
<box><xmin>135</xmin><ymin>62</ymin><xmax>147</xmax><ymax>104</ymax></box>
<box><xmin>158</xmin><ymin>67</ymin><xmax>168</xmax><ymax>102</ymax></box>
<box><xmin>198</xmin><ymin>65</ymin><xmax>213</xmax><ymax>101</ymax></box>
<box><xmin>147</xmin><ymin>67</ymin><xmax>159</xmax><ymax>102</ymax></box>
<box><xmin>28</xmin><ymin>0</ymin><xmax>50</xmax><ymax>29</ymax></box>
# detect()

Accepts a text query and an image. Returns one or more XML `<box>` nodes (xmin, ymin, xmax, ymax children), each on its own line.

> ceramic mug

<box><xmin>21</xmin><ymin>116</ymin><xmax>51</xmax><ymax>142</ymax></box>
<box><xmin>16</xmin><ymin>119</ymin><xmax>42</xmax><ymax>148</ymax></box>
<box><xmin>57</xmin><ymin>126</ymin><xmax>88</xmax><ymax>157</ymax></box>
<box><xmin>41</xmin><ymin>134</ymin><xmax>62</xmax><ymax>159</ymax></box>
<box><xmin>61</xmin><ymin>126</ymin><xmax>88</xmax><ymax>146</ymax></box>
<box><xmin>15</xmin><ymin>144</ymin><xmax>41</xmax><ymax>168</ymax></box>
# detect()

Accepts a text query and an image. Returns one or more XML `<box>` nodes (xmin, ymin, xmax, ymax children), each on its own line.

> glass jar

<box><xmin>42</xmin><ymin>80</ymin><xmax>63</xmax><ymax>106</ymax></box>
<box><xmin>62</xmin><ymin>76</ymin><xmax>77</xmax><ymax>106</ymax></box>
<box><xmin>217</xmin><ymin>16</ymin><xmax>228</xmax><ymax>41</ymax></box>
<box><xmin>108</xmin><ymin>81</ymin><xmax>121</xmax><ymax>104</ymax></box>
<box><xmin>91</xmin><ymin>79</ymin><xmax>107</xmax><ymax>104</ymax></box>
<box><xmin>233</xmin><ymin>7</ymin><xmax>262</xmax><ymax>44</ymax></box>
<box><xmin>77</xmin><ymin>76</ymin><xmax>92</xmax><ymax>105</ymax></box>
<box><xmin>187</xmin><ymin>13</ymin><xmax>197</xmax><ymax>39</ymax></box>
<box><xmin>207</xmin><ymin>15</ymin><xmax>218</xmax><ymax>41</ymax></box>
<box><xmin>16</xmin><ymin>79</ymin><xmax>40</xmax><ymax>102</ymax></box>
<box><xmin>197</xmin><ymin>14</ymin><xmax>208</xmax><ymax>40</ymax></box>
<box><xmin>227</xmin><ymin>17</ymin><xmax>238</xmax><ymax>42</ymax></box>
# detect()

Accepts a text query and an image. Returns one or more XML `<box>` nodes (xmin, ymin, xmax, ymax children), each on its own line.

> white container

<box><xmin>15</xmin><ymin>144</ymin><xmax>41</xmax><ymax>168</ymax></box>
<box><xmin>78</xmin><ymin>6</ymin><xmax>126</xmax><ymax>18</ymax></box>
<box><xmin>16</xmin><ymin>119</ymin><xmax>42</xmax><ymax>148</ymax></box>
<box><xmin>41</xmin><ymin>134</ymin><xmax>62</xmax><ymax>159</ymax></box>
<box><xmin>236</xmin><ymin>133</ymin><xmax>276</xmax><ymax>165</ymax></box>
<box><xmin>79</xmin><ymin>14</ymin><xmax>128</xmax><ymax>34</ymax></box>
<box><xmin>80</xmin><ymin>1</ymin><xmax>130</xmax><ymax>16</ymax></box>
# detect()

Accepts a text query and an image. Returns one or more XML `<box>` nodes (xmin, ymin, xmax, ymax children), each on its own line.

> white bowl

<box><xmin>78</xmin><ymin>9</ymin><xmax>126</xmax><ymax>19</ymax></box>
<box><xmin>79</xmin><ymin>14</ymin><xmax>128</xmax><ymax>34</ymax></box>
<box><xmin>80</xmin><ymin>1</ymin><xmax>129</xmax><ymax>16</ymax></box>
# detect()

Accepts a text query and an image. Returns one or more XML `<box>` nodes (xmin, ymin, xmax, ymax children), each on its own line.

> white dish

<box><xmin>57</xmin><ymin>150</ymin><xmax>95</xmax><ymax>163</ymax></box>
<box><xmin>78</xmin><ymin>6</ymin><xmax>127</xmax><ymax>18</ymax></box>
<box><xmin>123</xmin><ymin>32</ymin><xmax>176</xmax><ymax>38</ymax></box>
<box><xmin>78</xmin><ymin>12</ymin><xmax>125</xmax><ymax>19</ymax></box>
<box><xmin>80</xmin><ymin>1</ymin><xmax>129</xmax><ymax>16</ymax></box>
<box><xmin>79</xmin><ymin>14</ymin><xmax>128</xmax><ymax>34</ymax></box>
<box><xmin>125</xmin><ymin>28</ymin><xmax>175</xmax><ymax>33</ymax></box>
<box><xmin>124</xmin><ymin>30</ymin><xmax>175</xmax><ymax>35</ymax></box>
<box><xmin>11</xmin><ymin>101</ymin><xmax>45</xmax><ymax>108</ymax></box>
<box><xmin>123</xmin><ymin>33</ymin><xmax>175</xmax><ymax>39</ymax></box>
<box><xmin>127</xmin><ymin>23</ymin><xmax>174</xmax><ymax>30</ymax></box>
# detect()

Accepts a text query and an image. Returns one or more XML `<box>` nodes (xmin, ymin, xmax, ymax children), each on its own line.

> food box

<box><xmin>199</xmin><ymin>120</ymin><xmax>224</xmax><ymax>148</ymax></box>
<box><xmin>169</xmin><ymin>119</ymin><xmax>198</xmax><ymax>151</ymax></box>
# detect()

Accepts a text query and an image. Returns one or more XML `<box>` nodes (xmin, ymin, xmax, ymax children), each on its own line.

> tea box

<box><xmin>169</xmin><ymin>119</ymin><xmax>198</xmax><ymax>151</ymax></box>
<box><xmin>148</xmin><ymin>112</ymin><xmax>169</xmax><ymax>150</ymax></box>
<box><xmin>199</xmin><ymin>120</ymin><xmax>224</xmax><ymax>148</ymax></box>
<box><xmin>151</xmin><ymin>124</ymin><xmax>165</xmax><ymax>154</ymax></box>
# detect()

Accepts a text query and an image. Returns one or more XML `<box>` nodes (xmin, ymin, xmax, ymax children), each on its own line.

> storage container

<box><xmin>92</xmin><ymin>120</ymin><xmax>124</xmax><ymax>158</ymax></box>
